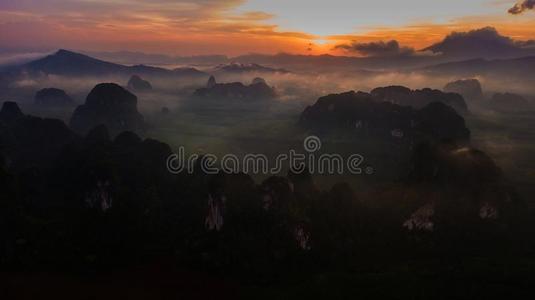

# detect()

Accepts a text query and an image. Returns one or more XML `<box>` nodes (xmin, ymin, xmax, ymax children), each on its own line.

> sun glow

<box><xmin>1</xmin><ymin>0</ymin><xmax>535</xmax><ymax>55</ymax></box>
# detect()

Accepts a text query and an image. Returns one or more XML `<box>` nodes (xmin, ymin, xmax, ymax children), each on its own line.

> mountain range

<box><xmin>3</xmin><ymin>26</ymin><xmax>533</xmax><ymax>77</ymax></box>
<box><xmin>83</xmin><ymin>50</ymin><xmax>228</xmax><ymax>67</ymax></box>
<box><xmin>1</xmin><ymin>42</ymin><xmax>535</xmax><ymax>86</ymax></box>
<box><xmin>422</xmin><ymin>56</ymin><xmax>535</xmax><ymax>79</ymax></box>
<box><xmin>4</xmin><ymin>49</ymin><xmax>208</xmax><ymax>78</ymax></box>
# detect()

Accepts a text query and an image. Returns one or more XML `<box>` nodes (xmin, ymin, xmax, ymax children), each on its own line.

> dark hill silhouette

<box><xmin>251</xmin><ymin>77</ymin><xmax>267</xmax><ymax>85</ymax></box>
<box><xmin>193</xmin><ymin>76</ymin><xmax>276</xmax><ymax>101</ymax></box>
<box><xmin>444</xmin><ymin>79</ymin><xmax>483</xmax><ymax>101</ymax></box>
<box><xmin>127</xmin><ymin>75</ymin><xmax>152</xmax><ymax>92</ymax></box>
<box><xmin>300</xmin><ymin>91</ymin><xmax>470</xmax><ymax>142</ymax></box>
<box><xmin>114</xmin><ymin>130</ymin><xmax>143</xmax><ymax>147</ymax></box>
<box><xmin>0</xmin><ymin>101</ymin><xmax>24</xmax><ymax>124</ymax></box>
<box><xmin>34</xmin><ymin>88</ymin><xmax>75</xmax><ymax>106</ymax></box>
<box><xmin>70</xmin><ymin>83</ymin><xmax>145</xmax><ymax>135</ymax></box>
<box><xmin>206</xmin><ymin>75</ymin><xmax>216</xmax><ymax>88</ymax></box>
<box><xmin>371</xmin><ymin>86</ymin><xmax>468</xmax><ymax>111</ymax></box>
<box><xmin>405</xmin><ymin>141</ymin><xmax>522</xmax><ymax>232</ymax></box>
<box><xmin>0</xmin><ymin>102</ymin><xmax>77</xmax><ymax>170</ymax></box>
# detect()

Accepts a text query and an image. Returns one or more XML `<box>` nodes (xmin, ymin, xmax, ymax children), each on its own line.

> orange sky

<box><xmin>1</xmin><ymin>0</ymin><xmax>534</xmax><ymax>56</ymax></box>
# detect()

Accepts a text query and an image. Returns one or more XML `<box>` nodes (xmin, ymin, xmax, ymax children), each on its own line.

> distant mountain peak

<box><xmin>52</xmin><ymin>49</ymin><xmax>96</xmax><ymax>60</ymax></box>
<box><xmin>56</xmin><ymin>49</ymin><xmax>76</xmax><ymax>55</ymax></box>
<box><xmin>17</xmin><ymin>49</ymin><xmax>207</xmax><ymax>78</ymax></box>
<box><xmin>214</xmin><ymin>62</ymin><xmax>289</xmax><ymax>74</ymax></box>
<box><xmin>23</xmin><ymin>49</ymin><xmax>121</xmax><ymax>76</ymax></box>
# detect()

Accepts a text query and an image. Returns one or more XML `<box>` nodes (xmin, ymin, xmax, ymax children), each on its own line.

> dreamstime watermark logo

<box><xmin>166</xmin><ymin>136</ymin><xmax>374</xmax><ymax>176</ymax></box>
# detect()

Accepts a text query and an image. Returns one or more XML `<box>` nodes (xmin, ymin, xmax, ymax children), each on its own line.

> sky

<box><xmin>0</xmin><ymin>0</ymin><xmax>534</xmax><ymax>56</ymax></box>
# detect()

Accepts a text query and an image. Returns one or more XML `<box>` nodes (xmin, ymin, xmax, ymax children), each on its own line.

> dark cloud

<box><xmin>334</xmin><ymin>40</ymin><xmax>415</xmax><ymax>57</ymax></box>
<box><xmin>509</xmin><ymin>0</ymin><xmax>535</xmax><ymax>14</ymax></box>
<box><xmin>424</xmin><ymin>27</ymin><xmax>535</xmax><ymax>59</ymax></box>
